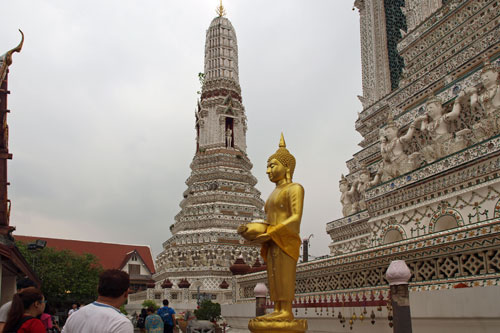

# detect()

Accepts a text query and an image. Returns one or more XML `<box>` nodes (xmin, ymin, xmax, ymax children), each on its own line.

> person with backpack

<box><xmin>157</xmin><ymin>300</ymin><xmax>175</xmax><ymax>333</ymax></box>
<box><xmin>0</xmin><ymin>277</ymin><xmax>37</xmax><ymax>332</ymax></box>
<box><xmin>3</xmin><ymin>287</ymin><xmax>46</xmax><ymax>332</ymax></box>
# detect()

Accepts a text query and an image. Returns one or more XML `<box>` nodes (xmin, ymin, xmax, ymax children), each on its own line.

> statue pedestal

<box><xmin>248</xmin><ymin>318</ymin><xmax>307</xmax><ymax>333</ymax></box>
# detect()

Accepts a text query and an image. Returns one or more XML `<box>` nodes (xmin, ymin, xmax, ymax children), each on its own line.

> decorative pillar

<box><xmin>254</xmin><ymin>283</ymin><xmax>267</xmax><ymax>317</ymax></box>
<box><xmin>0</xmin><ymin>31</ymin><xmax>22</xmax><ymax>235</ymax></box>
<box><xmin>386</xmin><ymin>260</ymin><xmax>412</xmax><ymax>333</ymax></box>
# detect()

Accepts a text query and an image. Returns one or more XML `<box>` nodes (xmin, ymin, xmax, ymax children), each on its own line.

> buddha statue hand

<box><xmin>253</xmin><ymin>233</ymin><xmax>271</xmax><ymax>243</ymax></box>
<box><xmin>237</xmin><ymin>225</ymin><xmax>248</xmax><ymax>234</ymax></box>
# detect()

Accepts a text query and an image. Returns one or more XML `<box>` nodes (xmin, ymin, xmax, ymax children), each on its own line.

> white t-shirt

<box><xmin>0</xmin><ymin>301</ymin><xmax>11</xmax><ymax>322</ymax></box>
<box><xmin>62</xmin><ymin>301</ymin><xmax>133</xmax><ymax>333</ymax></box>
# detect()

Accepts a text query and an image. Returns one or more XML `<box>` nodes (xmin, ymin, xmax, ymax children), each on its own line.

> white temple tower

<box><xmin>153</xmin><ymin>5</ymin><xmax>265</xmax><ymax>301</ymax></box>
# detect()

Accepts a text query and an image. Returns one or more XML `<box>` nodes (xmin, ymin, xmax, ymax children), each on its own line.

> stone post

<box><xmin>302</xmin><ymin>238</ymin><xmax>309</xmax><ymax>263</ymax></box>
<box><xmin>254</xmin><ymin>283</ymin><xmax>268</xmax><ymax>317</ymax></box>
<box><xmin>386</xmin><ymin>260</ymin><xmax>412</xmax><ymax>333</ymax></box>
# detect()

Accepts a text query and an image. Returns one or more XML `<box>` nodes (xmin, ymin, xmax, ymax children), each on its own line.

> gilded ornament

<box><xmin>216</xmin><ymin>0</ymin><xmax>226</xmax><ymax>17</ymax></box>
<box><xmin>0</xmin><ymin>30</ymin><xmax>24</xmax><ymax>84</ymax></box>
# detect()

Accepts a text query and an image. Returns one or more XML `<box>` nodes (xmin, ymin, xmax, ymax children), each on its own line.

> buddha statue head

<box><xmin>359</xmin><ymin>165</ymin><xmax>371</xmax><ymax>184</ymax></box>
<box><xmin>267</xmin><ymin>133</ymin><xmax>296</xmax><ymax>183</ymax></box>
<box><xmin>480</xmin><ymin>60</ymin><xmax>499</xmax><ymax>88</ymax></box>
<box><xmin>339</xmin><ymin>174</ymin><xmax>349</xmax><ymax>192</ymax></box>
<box><xmin>384</xmin><ymin>114</ymin><xmax>398</xmax><ymax>141</ymax></box>
<box><xmin>425</xmin><ymin>95</ymin><xmax>443</xmax><ymax>120</ymax></box>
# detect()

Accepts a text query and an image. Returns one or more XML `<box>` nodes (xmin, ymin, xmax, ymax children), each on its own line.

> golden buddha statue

<box><xmin>238</xmin><ymin>134</ymin><xmax>307</xmax><ymax>333</ymax></box>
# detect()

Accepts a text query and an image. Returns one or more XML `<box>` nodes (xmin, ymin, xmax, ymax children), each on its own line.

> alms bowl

<box><xmin>238</xmin><ymin>220</ymin><xmax>269</xmax><ymax>241</ymax></box>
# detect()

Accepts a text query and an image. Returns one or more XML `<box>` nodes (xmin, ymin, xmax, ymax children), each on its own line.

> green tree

<box><xmin>16</xmin><ymin>241</ymin><xmax>103</xmax><ymax>308</ymax></box>
<box><xmin>194</xmin><ymin>299</ymin><xmax>221</xmax><ymax>322</ymax></box>
<box><xmin>141</xmin><ymin>299</ymin><xmax>158</xmax><ymax>311</ymax></box>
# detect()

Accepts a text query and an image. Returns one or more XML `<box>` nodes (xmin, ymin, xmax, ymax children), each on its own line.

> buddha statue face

<box><xmin>385</xmin><ymin>126</ymin><xmax>397</xmax><ymax>141</ymax></box>
<box><xmin>481</xmin><ymin>68</ymin><xmax>498</xmax><ymax>87</ymax></box>
<box><xmin>426</xmin><ymin>101</ymin><xmax>443</xmax><ymax>119</ymax></box>
<box><xmin>339</xmin><ymin>181</ymin><xmax>348</xmax><ymax>192</ymax></box>
<box><xmin>359</xmin><ymin>170</ymin><xmax>370</xmax><ymax>183</ymax></box>
<box><xmin>267</xmin><ymin>158</ymin><xmax>288</xmax><ymax>183</ymax></box>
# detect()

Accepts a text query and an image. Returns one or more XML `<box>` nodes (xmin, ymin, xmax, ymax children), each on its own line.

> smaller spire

<box><xmin>216</xmin><ymin>0</ymin><xmax>226</xmax><ymax>17</ymax></box>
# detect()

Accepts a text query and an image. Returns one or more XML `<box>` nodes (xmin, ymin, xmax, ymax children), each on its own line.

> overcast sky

<box><xmin>1</xmin><ymin>0</ymin><xmax>363</xmax><ymax>260</ymax></box>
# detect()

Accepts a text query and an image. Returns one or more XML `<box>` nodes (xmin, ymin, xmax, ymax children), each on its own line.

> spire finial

<box><xmin>279</xmin><ymin>132</ymin><xmax>286</xmax><ymax>148</ymax></box>
<box><xmin>216</xmin><ymin>0</ymin><xmax>226</xmax><ymax>17</ymax></box>
<box><xmin>1</xmin><ymin>30</ymin><xmax>24</xmax><ymax>83</ymax></box>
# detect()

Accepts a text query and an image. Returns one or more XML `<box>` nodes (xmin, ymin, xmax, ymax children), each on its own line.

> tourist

<box><xmin>0</xmin><ymin>277</ymin><xmax>37</xmax><ymax>331</ymax></box>
<box><xmin>3</xmin><ymin>287</ymin><xmax>46</xmax><ymax>332</ymax></box>
<box><xmin>40</xmin><ymin>306</ymin><xmax>54</xmax><ymax>331</ymax></box>
<box><xmin>157</xmin><ymin>299</ymin><xmax>175</xmax><ymax>333</ymax></box>
<box><xmin>67</xmin><ymin>303</ymin><xmax>78</xmax><ymax>317</ymax></box>
<box><xmin>145</xmin><ymin>307</ymin><xmax>163</xmax><ymax>333</ymax></box>
<box><xmin>61</xmin><ymin>269</ymin><xmax>133</xmax><ymax>332</ymax></box>
<box><xmin>137</xmin><ymin>308</ymin><xmax>147</xmax><ymax>332</ymax></box>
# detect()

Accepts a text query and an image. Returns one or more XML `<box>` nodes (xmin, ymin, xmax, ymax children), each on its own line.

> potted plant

<box><xmin>194</xmin><ymin>299</ymin><xmax>221</xmax><ymax>322</ymax></box>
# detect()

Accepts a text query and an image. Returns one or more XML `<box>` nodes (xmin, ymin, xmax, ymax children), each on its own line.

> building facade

<box><xmin>149</xmin><ymin>7</ymin><xmax>265</xmax><ymax>307</ymax></box>
<box><xmin>231</xmin><ymin>1</ymin><xmax>500</xmax><ymax>331</ymax></box>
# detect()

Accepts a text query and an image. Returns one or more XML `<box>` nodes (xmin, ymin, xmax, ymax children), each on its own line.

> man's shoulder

<box><xmin>0</xmin><ymin>301</ymin><xmax>12</xmax><ymax>322</ymax></box>
<box><xmin>0</xmin><ymin>301</ymin><xmax>11</xmax><ymax>312</ymax></box>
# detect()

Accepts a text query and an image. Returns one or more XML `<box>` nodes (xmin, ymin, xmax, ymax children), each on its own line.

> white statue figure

<box><xmin>470</xmin><ymin>60</ymin><xmax>500</xmax><ymax>141</ymax></box>
<box><xmin>225</xmin><ymin>127</ymin><xmax>233</xmax><ymax>147</ymax></box>
<box><xmin>339</xmin><ymin>174</ymin><xmax>357</xmax><ymax>216</ymax></box>
<box><xmin>354</xmin><ymin>166</ymin><xmax>381</xmax><ymax>211</ymax></box>
<box><xmin>380</xmin><ymin>115</ymin><xmax>419</xmax><ymax>181</ymax></box>
<box><xmin>416</xmin><ymin>93</ymin><xmax>466</xmax><ymax>162</ymax></box>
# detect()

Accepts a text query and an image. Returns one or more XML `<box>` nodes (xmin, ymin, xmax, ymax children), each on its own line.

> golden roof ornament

<box><xmin>216</xmin><ymin>0</ymin><xmax>226</xmax><ymax>17</ymax></box>
<box><xmin>0</xmin><ymin>30</ymin><xmax>24</xmax><ymax>83</ymax></box>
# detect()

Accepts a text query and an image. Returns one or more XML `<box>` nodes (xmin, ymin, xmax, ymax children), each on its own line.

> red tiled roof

<box><xmin>15</xmin><ymin>235</ymin><xmax>155</xmax><ymax>273</ymax></box>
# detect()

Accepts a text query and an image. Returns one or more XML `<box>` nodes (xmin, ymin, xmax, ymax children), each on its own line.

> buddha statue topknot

<box><xmin>238</xmin><ymin>133</ymin><xmax>307</xmax><ymax>333</ymax></box>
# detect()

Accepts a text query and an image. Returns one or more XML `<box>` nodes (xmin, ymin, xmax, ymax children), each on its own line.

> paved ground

<box><xmin>133</xmin><ymin>326</ymin><xmax>250</xmax><ymax>332</ymax></box>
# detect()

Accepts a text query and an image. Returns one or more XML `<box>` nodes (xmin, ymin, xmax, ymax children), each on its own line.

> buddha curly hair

<box><xmin>268</xmin><ymin>134</ymin><xmax>296</xmax><ymax>178</ymax></box>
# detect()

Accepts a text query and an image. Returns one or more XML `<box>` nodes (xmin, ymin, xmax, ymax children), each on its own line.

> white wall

<box><xmin>222</xmin><ymin>286</ymin><xmax>500</xmax><ymax>333</ymax></box>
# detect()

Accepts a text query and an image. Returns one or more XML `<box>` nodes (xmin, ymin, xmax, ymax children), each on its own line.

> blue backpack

<box><xmin>158</xmin><ymin>307</ymin><xmax>173</xmax><ymax>326</ymax></box>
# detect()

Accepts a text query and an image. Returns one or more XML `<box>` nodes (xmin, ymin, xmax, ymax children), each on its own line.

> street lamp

<box><xmin>28</xmin><ymin>239</ymin><xmax>47</xmax><ymax>251</ymax></box>
<box><xmin>27</xmin><ymin>239</ymin><xmax>47</xmax><ymax>273</ymax></box>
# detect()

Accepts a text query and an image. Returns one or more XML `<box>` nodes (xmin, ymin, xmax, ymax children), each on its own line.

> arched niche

<box><xmin>383</xmin><ymin>229</ymin><xmax>404</xmax><ymax>244</ymax></box>
<box><xmin>433</xmin><ymin>215</ymin><xmax>459</xmax><ymax>232</ymax></box>
<box><xmin>429</xmin><ymin>208</ymin><xmax>464</xmax><ymax>233</ymax></box>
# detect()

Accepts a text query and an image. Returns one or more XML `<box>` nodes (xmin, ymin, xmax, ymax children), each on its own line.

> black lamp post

<box><xmin>27</xmin><ymin>239</ymin><xmax>47</xmax><ymax>273</ymax></box>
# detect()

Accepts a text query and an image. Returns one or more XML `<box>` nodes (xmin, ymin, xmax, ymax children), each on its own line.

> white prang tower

<box><xmin>154</xmin><ymin>3</ymin><xmax>265</xmax><ymax>302</ymax></box>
